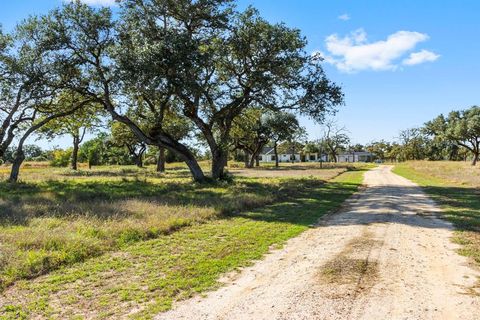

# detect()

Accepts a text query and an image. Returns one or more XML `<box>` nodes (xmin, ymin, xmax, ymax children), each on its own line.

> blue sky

<box><xmin>1</xmin><ymin>0</ymin><xmax>479</xmax><ymax>147</ymax></box>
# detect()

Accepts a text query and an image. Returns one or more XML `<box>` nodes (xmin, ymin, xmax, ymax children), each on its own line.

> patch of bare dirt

<box><xmin>318</xmin><ymin>230</ymin><xmax>380</xmax><ymax>299</ymax></box>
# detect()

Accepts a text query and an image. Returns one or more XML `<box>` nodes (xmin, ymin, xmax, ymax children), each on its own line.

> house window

<box><xmin>271</xmin><ymin>155</ymin><xmax>276</xmax><ymax>161</ymax></box>
<box><xmin>309</xmin><ymin>155</ymin><xmax>316</xmax><ymax>161</ymax></box>
<box><xmin>290</xmin><ymin>155</ymin><xmax>295</xmax><ymax>160</ymax></box>
<box><xmin>259</xmin><ymin>155</ymin><xmax>263</xmax><ymax>161</ymax></box>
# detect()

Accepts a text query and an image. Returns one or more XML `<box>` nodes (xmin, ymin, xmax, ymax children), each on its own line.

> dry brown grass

<box><xmin>230</xmin><ymin>168</ymin><xmax>346</xmax><ymax>179</ymax></box>
<box><xmin>398</xmin><ymin>160</ymin><xmax>480</xmax><ymax>188</ymax></box>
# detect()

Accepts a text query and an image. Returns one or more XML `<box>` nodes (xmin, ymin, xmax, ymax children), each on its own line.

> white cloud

<box><xmin>72</xmin><ymin>0</ymin><xmax>117</xmax><ymax>6</ymax></box>
<box><xmin>338</xmin><ymin>14</ymin><xmax>350</xmax><ymax>21</ymax></box>
<box><xmin>402</xmin><ymin>49</ymin><xmax>440</xmax><ymax>65</ymax></box>
<box><xmin>319</xmin><ymin>29</ymin><xmax>438</xmax><ymax>73</ymax></box>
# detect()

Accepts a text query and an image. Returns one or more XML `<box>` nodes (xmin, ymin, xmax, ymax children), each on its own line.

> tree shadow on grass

<box><xmin>422</xmin><ymin>185</ymin><xmax>480</xmax><ymax>232</ymax></box>
<box><xmin>0</xmin><ymin>177</ymin><xmax>326</xmax><ymax>227</ymax></box>
<box><xmin>59</xmin><ymin>167</ymin><xmax>194</xmax><ymax>178</ymax></box>
<box><xmin>231</xmin><ymin>180</ymin><xmax>360</xmax><ymax>226</ymax></box>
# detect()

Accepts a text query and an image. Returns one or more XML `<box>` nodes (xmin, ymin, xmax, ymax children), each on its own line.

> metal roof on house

<box><xmin>260</xmin><ymin>147</ymin><xmax>274</xmax><ymax>155</ymax></box>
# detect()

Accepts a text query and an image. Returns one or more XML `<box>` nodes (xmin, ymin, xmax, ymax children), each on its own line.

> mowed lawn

<box><xmin>393</xmin><ymin>161</ymin><xmax>480</xmax><ymax>265</ymax></box>
<box><xmin>0</xmin><ymin>162</ymin><xmax>370</xmax><ymax>319</ymax></box>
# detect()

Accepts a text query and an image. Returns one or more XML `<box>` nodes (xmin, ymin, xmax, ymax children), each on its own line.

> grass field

<box><xmin>0</xmin><ymin>162</ymin><xmax>371</xmax><ymax>319</ymax></box>
<box><xmin>393</xmin><ymin>161</ymin><xmax>480</xmax><ymax>265</ymax></box>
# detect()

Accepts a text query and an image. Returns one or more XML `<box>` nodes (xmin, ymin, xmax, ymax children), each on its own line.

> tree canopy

<box><xmin>32</xmin><ymin>0</ymin><xmax>343</xmax><ymax>181</ymax></box>
<box><xmin>424</xmin><ymin>106</ymin><xmax>480</xmax><ymax>165</ymax></box>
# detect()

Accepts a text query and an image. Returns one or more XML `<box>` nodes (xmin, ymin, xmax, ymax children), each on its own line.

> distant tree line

<box><xmin>365</xmin><ymin>106</ymin><xmax>479</xmax><ymax>164</ymax></box>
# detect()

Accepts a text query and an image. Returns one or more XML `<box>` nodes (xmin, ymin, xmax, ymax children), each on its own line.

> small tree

<box><xmin>50</xmin><ymin>148</ymin><xmax>73</xmax><ymax>167</ymax></box>
<box><xmin>79</xmin><ymin>133</ymin><xmax>108</xmax><ymax>168</ymax></box>
<box><xmin>279</xmin><ymin>127</ymin><xmax>307</xmax><ymax>163</ymax></box>
<box><xmin>0</xmin><ymin>15</ymin><xmax>96</xmax><ymax>182</ymax></box>
<box><xmin>263</xmin><ymin>112</ymin><xmax>301</xmax><ymax>167</ymax></box>
<box><xmin>0</xmin><ymin>24</ymin><xmax>58</xmax><ymax>162</ymax></box>
<box><xmin>39</xmin><ymin>93</ymin><xmax>104</xmax><ymax>170</ymax></box>
<box><xmin>110</xmin><ymin>122</ymin><xmax>147</xmax><ymax>168</ymax></box>
<box><xmin>322</xmin><ymin>121</ymin><xmax>350</xmax><ymax>162</ymax></box>
<box><xmin>231</xmin><ymin>108</ymin><xmax>271</xmax><ymax>168</ymax></box>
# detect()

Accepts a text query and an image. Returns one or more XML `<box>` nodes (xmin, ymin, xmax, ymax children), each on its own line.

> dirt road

<box><xmin>156</xmin><ymin>166</ymin><xmax>480</xmax><ymax>320</ymax></box>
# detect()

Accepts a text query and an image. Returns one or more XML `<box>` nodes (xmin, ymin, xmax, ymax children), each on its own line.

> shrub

<box><xmin>49</xmin><ymin>148</ymin><xmax>72</xmax><ymax>167</ymax></box>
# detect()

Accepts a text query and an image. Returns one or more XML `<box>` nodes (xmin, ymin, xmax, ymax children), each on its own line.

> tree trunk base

<box><xmin>157</xmin><ymin>147</ymin><xmax>166</xmax><ymax>172</ymax></box>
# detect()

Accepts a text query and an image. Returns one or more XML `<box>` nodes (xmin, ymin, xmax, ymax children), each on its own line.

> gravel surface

<box><xmin>156</xmin><ymin>165</ymin><xmax>480</xmax><ymax>320</ymax></box>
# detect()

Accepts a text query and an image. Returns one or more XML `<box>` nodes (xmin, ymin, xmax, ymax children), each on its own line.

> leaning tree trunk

<box><xmin>9</xmin><ymin>127</ymin><xmax>35</xmax><ymax>182</ymax></box>
<box><xmin>103</xmin><ymin>102</ymin><xmax>206</xmax><ymax>182</ymax></box>
<box><xmin>9</xmin><ymin>148</ymin><xmax>25</xmax><ymax>183</ymax></box>
<box><xmin>248</xmin><ymin>149</ymin><xmax>262</xmax><ymax>168</ymax></box>
<box><xmin>183</xmin><ymin>155</ymin><xmax>205</xmax><ymax>181</ymax></box>
<box><xmin>71</xmin><ymin>135</ymin><xmax>80</xmax><ymax>170</ymax></box>
<box><xmin>472</xmin><ymin>151</ymin><xmax>479</xmax><ymax>166</ymax></box>
<box><xmin>157</xmin><ymin>147</ymin><xmax>166</xmax><ymax>172</ymax></box>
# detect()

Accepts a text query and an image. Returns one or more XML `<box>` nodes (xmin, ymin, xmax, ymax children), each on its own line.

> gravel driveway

<box><xmin>157</xmin><ymin>165</ymin><xmax>480</xmax><ymax>320</ymax></box>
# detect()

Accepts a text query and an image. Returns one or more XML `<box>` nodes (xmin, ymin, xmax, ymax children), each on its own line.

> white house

<box><xmin>258</xmin><ymin>147</ymin><xmax>299</xmax><ymax>163</ymax></box>
<box><xmin>258</xmin><ymin>147</ymin><xmax>373</xmax><ymax>163</ymax></box>
<box><xmin>337</xmin><ymin>151</ymin><xmax>373</xmax><ymax>163</ymax></box>
<box><xmin>258</xmin><ymin>147</ymin><xmax>328</xmax><ymax>163</ymax></box>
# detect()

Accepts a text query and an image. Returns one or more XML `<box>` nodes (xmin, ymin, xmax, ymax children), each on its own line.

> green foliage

<box><xmin>110</xmin><ymin>122</ymin><xmax>147</xmax><ymax>167</ymax></box>
<box><xmin>348</xmin><ymin>143</ymin><xmax>365</xmax><ymax>152</ymax></box>
<box><xmin>303</xmin><ymin>142</ymin><xmax>320</xmax><ymax>154</ymax></box>
<box><xmin>396</xmin><ymin>128</ymin><xmax>431</xmax><ymax>161</ymax></box>
<box><xmin>39</xmin><ymin>93</ymin><xmax>104</xmax><ymax>140</ymax></box>
<box><xmin>0</xmin><ymin>145</ymin><xmax>50</xmax><ymax>164</ymax></box>
<box><xmin>424</xmin><ymin>106</ymin><xmax>480</xmax><ymax>164</ymax></box>
<box><xmin>49</xmin><ymin>148</ymin><xmax>72</xmax><ymax>167</ymax></box>
<box><xmin>78</xmin><ymin>133</ymin><xmax>135</xmax><ymax>167</ymax></box>
<box><xmin>277</xmin><ymin>126</ymin><xmax>307</xmax><ymax>154</ymax></box>
<box><xmin>230</xmin><ymin>108</ymin><xmax>272</xmax><ymax>162</ymax></box>
<box><xmin>366</xmin><ymin>140</ymin><xmax>391</xmax><ymax>161</ymax></box>
<box><xmin>263</xmin><ymin>112</ymin><xmax>301</xmax><ymax>144</ymax></box>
